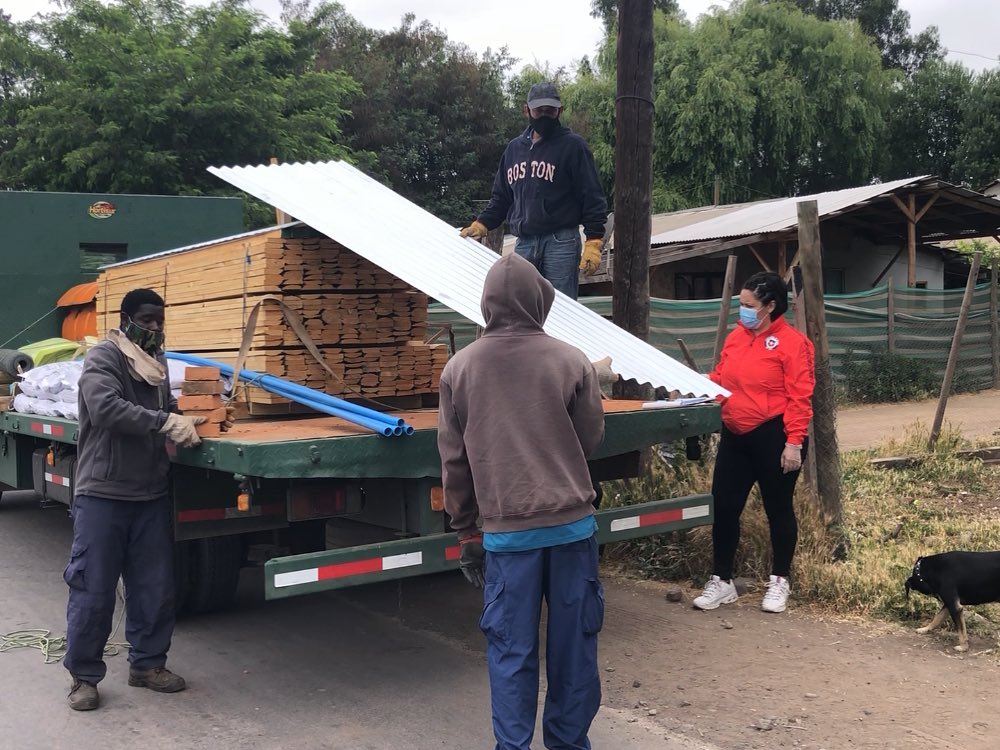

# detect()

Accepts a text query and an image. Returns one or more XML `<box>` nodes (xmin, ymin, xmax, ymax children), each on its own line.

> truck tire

<box><xmin>185</xmin><ymin>535</ymin><xmax>244</xmax><ymax>615</ymax></box>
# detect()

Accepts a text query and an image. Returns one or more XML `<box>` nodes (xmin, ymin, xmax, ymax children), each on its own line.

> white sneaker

<box><xmin>693</xmin><ymin>575</ymin><xmax>738</xmax><ymax>610</ymax></box>
<box><xmin>761</xmin><ymin>575</ymin><xmax>790</xmax><ymax>613</ymax></box>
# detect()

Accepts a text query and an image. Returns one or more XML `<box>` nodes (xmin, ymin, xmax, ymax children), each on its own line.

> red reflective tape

<box><xmin>31</xmin><ymin>422</ymin><xmax>65</xmax><ymax>437</ymax></box>
<box><xmin>177</xmin><ymin>508</ymin><xmax>226</xmax><ymax>523</ymax></box>
<box><xmin>639</xmin><ymin>508</ymin><xmax>684</xmax><ymax>527</ymax></box>
<box><xmin>445</xmin><ymin>545</ymin><xmax>461</xmax><ymax>561</ymax></box>
<box><xmin>317</xmin><ymin>557</ymin><xmax>383</xmax><ymax>580</ymax></box>
<box><xmin>178</xmin><ymin>502</ymin><xmax>286</xmax><ymax>524</ymax></box>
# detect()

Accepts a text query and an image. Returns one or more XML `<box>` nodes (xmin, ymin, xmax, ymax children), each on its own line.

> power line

<box><xmin>948</xmin><ymin>49</ymin><xmax>999</xmax><ymax>63</ymax></box>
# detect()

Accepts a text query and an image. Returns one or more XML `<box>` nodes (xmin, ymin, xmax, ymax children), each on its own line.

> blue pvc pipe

<box><xmin>166</xmin><ymin>352</ymin><xmax>403</xmax><ymax>428</ymax></box>
<box><xmin>166</xmin><ymin>352</ymin><xmax>411</xmax><ymax>436</ymax></box>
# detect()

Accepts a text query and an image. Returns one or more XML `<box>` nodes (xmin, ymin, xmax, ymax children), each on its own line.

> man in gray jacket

<box><xmin>438</xmin><ymin>253</ymin><xmax>606</xmax><ymax>750</ymax></box>
<box><xmin>64</xmin><ymin>288</ymin><xmax>204</xmax><ymax>711</ymax></box>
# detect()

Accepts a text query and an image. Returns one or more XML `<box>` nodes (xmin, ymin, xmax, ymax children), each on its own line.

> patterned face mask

<box><xmin>122</xmin><ymin>315</ymin><xmax>165</xmax><ymax>353</ymax></box>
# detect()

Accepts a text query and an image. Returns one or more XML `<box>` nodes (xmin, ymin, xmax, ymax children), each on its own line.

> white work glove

<box><xmin>159</xmin><ymin>413</ymin><xmax>207</xmax><ymax>448</ymax></box>
<box><xmin>780</xmin><ymin>443</ymin><xmax>802</xmax><ymax>474</ymax></box>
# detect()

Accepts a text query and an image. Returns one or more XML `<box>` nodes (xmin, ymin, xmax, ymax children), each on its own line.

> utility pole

<box><xmin>612</xmin><ymin>0</ymin><xmax>654</xmax><ymax>399</ymax></box>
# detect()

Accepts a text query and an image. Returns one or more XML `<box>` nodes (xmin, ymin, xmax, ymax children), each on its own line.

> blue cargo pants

<box><xmin>480</xmin><ymin>535</ymin><xmax>604</xmax><ymax>750</ymax></box>
<box><xmin>63</xmin><ymin>494</ymin><xmax>176</xmax><ymax>684</ymax></box>
<box><xmin>514</xmin><ymin>227</ymin><xmax>583</xmax><ymax>300</ymax></box>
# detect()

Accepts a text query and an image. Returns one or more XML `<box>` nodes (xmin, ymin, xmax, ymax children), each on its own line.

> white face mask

<box><xmin>739</xmin><ymin>305</ymin><xmax>763</xmax><ymax>329</ymax></box>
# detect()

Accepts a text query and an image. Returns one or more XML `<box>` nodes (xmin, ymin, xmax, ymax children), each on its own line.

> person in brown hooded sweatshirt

<box><xmin>438</xmin><ymin>252</ymin><xmax>606</xmax><ymax>750</ymax></box>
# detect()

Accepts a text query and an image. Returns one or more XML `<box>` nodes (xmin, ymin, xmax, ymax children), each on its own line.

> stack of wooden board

<box><xmin>97</xmin><ymin>229</ymin><xmax>448</xmax><ymax>406</ymax></box>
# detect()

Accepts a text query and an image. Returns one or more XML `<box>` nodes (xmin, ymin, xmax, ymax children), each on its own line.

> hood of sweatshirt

<box><xmin>481</xmin><ymin>253</ymin><xmax>555</xmax><ymax>335</ymax></box>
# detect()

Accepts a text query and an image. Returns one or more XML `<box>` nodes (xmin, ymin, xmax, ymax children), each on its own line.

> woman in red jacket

<box><xmin>694</xmin><ymin>271</ymin><xmax>815</xmax><ymax>614</ymax></box>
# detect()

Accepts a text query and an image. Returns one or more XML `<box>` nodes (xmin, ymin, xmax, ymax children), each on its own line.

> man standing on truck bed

<box><xmin>438</xmin><ymin>253</ymin><xmax>606</xmax><ymax>750</ymax></box>
<box><xmin>460</xmin><ymin>81</ymin><xmax>608</xmax><ymax>300</ymax></box>
<box><xmin>64</xmin><ymin>288</ymin><xmax>205</xmax><ymax>711</ymax></box>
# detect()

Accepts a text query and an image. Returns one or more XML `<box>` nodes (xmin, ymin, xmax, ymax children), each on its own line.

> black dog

<box><xmin>905</xmin><ymin>551</ymin><xmax>1000</xmax><ymax>652</ymax></box>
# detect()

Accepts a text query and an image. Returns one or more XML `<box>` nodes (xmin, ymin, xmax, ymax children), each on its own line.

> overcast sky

<box><xmin>4</xmin><ymin>0</ymin><xmax>998</xmax><ymax>73</ymax></box>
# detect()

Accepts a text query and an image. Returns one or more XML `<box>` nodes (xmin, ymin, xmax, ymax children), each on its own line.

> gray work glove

<box><xmin>591</xmin><ymin>356</ymin><xmax>617</xmax><ymax>388</ymax></box>
<box><xmin>459</xmin><ymin>538</ymin><xmax>486</xmax><ymax>589</ymax></box>
<box><xmin>159</xmin><ymin>413</ymin><xmax>207</xmax><ymax>448</ymax></box>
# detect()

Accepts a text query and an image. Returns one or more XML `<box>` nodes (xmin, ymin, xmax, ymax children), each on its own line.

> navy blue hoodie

<box><xmin>477</xmin><ymin>125</ymin><xmax>607</xmax><ymax>240</ymax></box>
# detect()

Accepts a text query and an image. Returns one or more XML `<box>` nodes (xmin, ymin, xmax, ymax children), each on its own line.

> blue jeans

<box><xmin>64</xmin><ymin>495</ymin><xmax>176</xmax><ymax>684</ymax></box>
<box><xmin>514</xmin><ymin>227</ymin><xmax>582</xmax><ymax>299</ymax></box>
<box><xmin>480</xmin><ymin>535</ymin><xmax>604</xmax><ymax>750</ymax></box>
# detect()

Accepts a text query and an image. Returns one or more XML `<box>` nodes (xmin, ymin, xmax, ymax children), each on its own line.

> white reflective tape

<box><xmin>274</xmin><ymin>568</ymin><xmax>319</xmax><ymax>588</ymax></box>
<box><xmin>382</xmin><ymin>551</ymin><xmax>422</xmax><ymax>571</ymax></box>
<box><xmin>44</xmin><ymin>472</ymin><xmax>69</xmax><ymax>487</ymax></box>
<box><xmin>43</xmin><ymin>424</ymin><xmax>53</xmax><ymax>435</ymax></box>
<box><xmin>609</xmin><ymin>516</ymin><xmax>641</xmax><ymax>533</ymax></box>
<box><xmin>683</xmin><ymin>505</ymin><xmax>710</xmax><ymax>520</ymax></box>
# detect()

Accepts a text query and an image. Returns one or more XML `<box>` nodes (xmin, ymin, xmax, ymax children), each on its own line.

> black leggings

<box><xmin>710</xmin><ymin>417</ymin><xmax>806</xmax><ymax>580</ymax></box>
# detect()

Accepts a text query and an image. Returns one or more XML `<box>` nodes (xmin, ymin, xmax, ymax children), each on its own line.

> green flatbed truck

<box><xmin>0</xmin><ymin>401</ymin><xmax>719</xmax><ymax>612</ymax></box>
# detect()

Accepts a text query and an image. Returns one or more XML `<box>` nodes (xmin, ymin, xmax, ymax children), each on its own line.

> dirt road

<box><xmin>837</xmin><ymin>389</ymin><xmax>1000</xmax><ymax>450</ymax></box>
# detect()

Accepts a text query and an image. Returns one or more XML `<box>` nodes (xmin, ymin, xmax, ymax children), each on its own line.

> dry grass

<box><xmin>604</xmin><ymin>425</ymin><xmax>1000</xmax><ymax>637</ymax></box>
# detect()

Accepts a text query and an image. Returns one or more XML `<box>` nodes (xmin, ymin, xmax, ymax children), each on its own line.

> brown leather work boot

<box><xmin>127</xmin><ymin>666</ymin><xmax>187</xmax><ymax>693</ymax></box>
<box><xmin>68</xmin><ymin>679</ymin><xmax>100</xmax><ymax>711</ymax></box>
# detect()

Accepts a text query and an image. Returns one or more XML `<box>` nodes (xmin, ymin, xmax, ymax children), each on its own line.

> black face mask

<box><xmin>530</xmin><ymin>116</ymin><xmax>561</xmax><ymax>139</ymax></box>
<box><xmin>122</xmin><ymin>315</ymin><xmax>165</xmax><ymax>354</ymax></box>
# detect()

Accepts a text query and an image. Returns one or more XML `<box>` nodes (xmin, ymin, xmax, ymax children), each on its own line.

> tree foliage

<box><xmin>0</xmin><ymin>0</ymin><xmax>357</xmax><ymax>205</ymax></box>
<box><xmin>954</xmin><ymin>70</ymin><xmax>1000</xmax><ymax>189</ymax></box>
<box><xmin>286</xmin><ymin>2</ymin><xmax>522</xmax><ymax>226</ymax></box>
<box><xmin>882</xmin><ymin>61</ymin><xmax>972</xmax><ymax>182</ymax></box>
<box><xmin>789</xmin><ymin>0</ymin><xmax>942</xmax><ymax>74</ymax></box>
<box><xmin>647</xmin><ymin>1</ymin><xmax>893</xmax><ymax>207</ymax></box>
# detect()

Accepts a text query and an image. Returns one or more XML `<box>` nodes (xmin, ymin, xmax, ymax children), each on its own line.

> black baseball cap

<box><xmin>526</xmin><ymin>81</ymin><xmax>562</xmax><ymax>109</ymax></box>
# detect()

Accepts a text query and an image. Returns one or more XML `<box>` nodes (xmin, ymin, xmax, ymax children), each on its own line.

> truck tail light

<box><xmin>287</xmin><ymin>483</ymin><xmax>359</xmax><ymax>521</ymax></box>
<box><xmin>430</xmin><ymin>486</ymin><xmax>445</xmax><ymax>511</ymax></box>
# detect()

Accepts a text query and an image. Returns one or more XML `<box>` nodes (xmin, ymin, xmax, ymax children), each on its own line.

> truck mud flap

<box><xmin>263</xmin><ymin>493</ymin><xmax>713</xmax><ymax>600</ymax></box>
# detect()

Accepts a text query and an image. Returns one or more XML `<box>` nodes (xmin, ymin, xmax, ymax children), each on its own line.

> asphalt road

<box><xmin>0</xmin><ymin>491</ymin><xmax>711</xmax><ymax>750</ymax></box>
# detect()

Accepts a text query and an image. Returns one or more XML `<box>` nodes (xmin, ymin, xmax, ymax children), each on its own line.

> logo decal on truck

<box><xmin>87</xmin><ymin>201</ymin><xmax>116</xmax><ymax>219</ymax></box>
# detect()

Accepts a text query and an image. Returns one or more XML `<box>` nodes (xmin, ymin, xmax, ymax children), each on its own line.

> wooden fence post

<box><xmin>797</xmin><ymin>201</ymin><xmax>843</xmax><ymax>531</ymax></box>
<box><xmin>991</xmin><ymin>257</ymin><xmax>999</xmax><ymax>388</ymax></box>
<box><xmin>929</xmin><ymin>251</ymin><xmax>982</xmax><ymax>449</ymax></box>
<box><xmin>887</xmin><ymin>276</ymin><xmax>896</xmax><ymax>355</ymax></box>
<box><xmin>712</xmin><ymin>255</ymin><xmax>738</xmax><ymax>369</ymax></box>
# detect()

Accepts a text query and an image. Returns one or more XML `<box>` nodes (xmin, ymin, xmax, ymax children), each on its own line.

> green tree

<box><xmin>294</xmin><ymin>2</ymin><xmax>521</xmax><ymax>225</ymax></box>
<box><xmin>0</xmin><ymin>0</ymin><xmax>358</xmax><ymax>206</ymax></box>
<box><xmin>882</xmin><ymin>60</ymin><xmax>973</xmax><ymax>181</ymax></box>
<box><xmin>789</xmin><ymin>0</ymin><xmax>942</xmax><ymax>74</ymax></box>
<box><xmin>955</xmin><ymin>70</ymin><xmax>1000</xmax><ymax>189</ymax></box>
<box><xmin>652</xmin><ymin>2</ymin><xmax>893</xmax><ymax>208</ymax></box>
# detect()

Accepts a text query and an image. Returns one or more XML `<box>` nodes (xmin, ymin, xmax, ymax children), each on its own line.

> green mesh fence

<box><xmin>427</xmin><ymin>283</ymin><xmax>998</xmax><ymax>402</ymax></box>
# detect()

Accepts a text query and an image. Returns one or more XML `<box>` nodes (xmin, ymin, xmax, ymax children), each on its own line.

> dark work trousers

<box><xmin>480</xmin><ymin>535</ymin><xmax>604</xmax><ymax>750</ymax></box>
<box><xmin>63</xmin><ymin>494</ymin><xmax>176</xmax><ymax>685</ymax></box>
<box><xmin>711</xmin><ymin>417</ymin><xmax>807</xmax><ymax>580</ymax></box>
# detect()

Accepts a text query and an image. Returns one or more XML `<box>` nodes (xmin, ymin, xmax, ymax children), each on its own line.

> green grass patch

<box><xmin>603</xmin><ymin>427</ymin><xmax>1000</xmax><ymax>640</ymax></box>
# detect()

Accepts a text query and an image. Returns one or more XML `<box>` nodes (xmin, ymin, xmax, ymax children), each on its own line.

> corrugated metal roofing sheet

<box><xmin>208</xmin><ymin>160</ymin><xmax>728</xmax><ymax>398</ymax></box>
<box><xmin>101</xmin><ymin>225</ymin><xmax>294</xmax><ymax>269</ymax></box>
<box><xmin>650</xmin><ymin>176</ymin><xmax>928</xmax><ymax>246</ymax></box>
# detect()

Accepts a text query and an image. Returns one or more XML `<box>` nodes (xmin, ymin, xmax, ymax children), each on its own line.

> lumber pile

<box><xmin>97</xmin><ymin>229</ymin><xmax>448</xmax><ymax>406</ymax></box>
